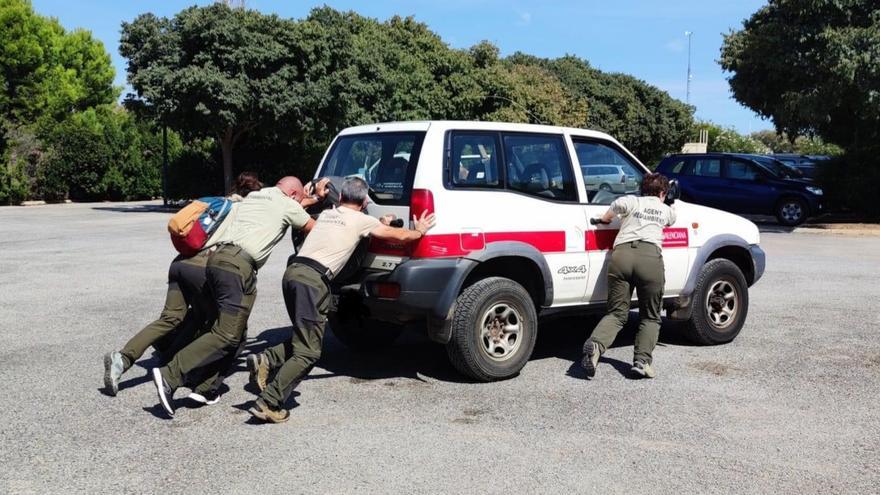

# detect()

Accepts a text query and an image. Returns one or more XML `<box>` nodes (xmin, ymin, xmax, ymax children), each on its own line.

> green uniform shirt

<box><xmin>205</xmin><ymin>186</ymin><xmax>310</xmax><ymax>268</ymax></box>
<box><xmin>611</xmin><ymin>195</ymin><xmax>676</xmax><ymax>248</ymax></box>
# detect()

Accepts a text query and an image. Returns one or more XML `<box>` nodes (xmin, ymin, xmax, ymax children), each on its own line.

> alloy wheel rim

<box><xmin>705</xmin><ymin>278</ymin><xmax>738</xmax><ymax>329</ymax></box>
<box><xmin>781</xmin><ymin>202</ymin><xmax>803</xmax><ymax>223</ymax></box>
<box><xmin>479</xmin><ymin>302</ymin><xmax>523</xmax><ymax>362</ymax></box>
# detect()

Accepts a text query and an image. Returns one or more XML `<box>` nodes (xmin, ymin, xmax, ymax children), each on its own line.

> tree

<box><xmin>720</xmin><ymin>0</ymin><xmax>879</xmax><ymax>153</ymax></box>
<box><xmin>0</xmin><ymin>0</ymin><xmax>116</xmax><ymax>127</ymax></box>
<box><xmin>696</xmin><ymin>121</ymin><xmax>769</xmax><ymax>154</ymax></box>
<box><xmin>506</xmin><ymin>54</ymin><xmax>694</xmax><ymax>165</ymax></box>
<box><xmin>721</xmin><ymin>0</ymin><xmax>879</xmax><ymax>217</ymax></box>
<box><xmin>750</xmin><ymin>130</ymin><xmax>843</xmax><ymax>156</ymax></box>
<box><xmin>120</xmin><ymin>4</ymin><xmax>303</xmax><ymax>193</ymax></box>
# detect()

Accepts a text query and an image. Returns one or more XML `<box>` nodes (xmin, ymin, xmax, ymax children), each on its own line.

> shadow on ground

<box><xmin>234</xmin><ymin>312</ymin><xmax>697</xmax><ymax>385</ymax></box>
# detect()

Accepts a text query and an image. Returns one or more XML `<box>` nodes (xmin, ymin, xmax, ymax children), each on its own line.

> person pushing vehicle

<box><xmin>246</xmin><ymin>176</ymin><xmax>436</xmax><ymax>423</ymax></box>
<box><xmin>582</xmin><ymin>173</ymin><xmax>676</xmax><ymax>379</ymax></box>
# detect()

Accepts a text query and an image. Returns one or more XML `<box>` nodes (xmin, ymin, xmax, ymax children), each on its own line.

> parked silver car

<box><xmin>581</xmin><ymin>164</ymin><xmax>638</xmax><ymax>193</ymax></box>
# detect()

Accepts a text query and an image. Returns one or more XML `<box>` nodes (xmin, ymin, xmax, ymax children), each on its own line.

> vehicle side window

<box><xmin>573</xmin><ymin>140</ymin><xmax>644</xmax><ymax>204</ymax></box>
<box><xmin>692</xmin><ymin>158</ymin><xmax>721</xmax><ymax>177</ymax></box>
<box><xmin>502</xmin><ymin>133</ymin><xmax>577</xmax><ymax>201</ymax></box>
<box><xmin>450</xmin><ymin>133</ymin><xmax>500</xmax><ymax>188</ymax></box>
<box><xmin>668</xmin><ymin>159</ymin><xmax>687</xmax><ymax>174</ymax></box>
<box><xmin>725</xmin><ymin>159</ymin><xmax>759</xmax><ymax>180</ymax></box>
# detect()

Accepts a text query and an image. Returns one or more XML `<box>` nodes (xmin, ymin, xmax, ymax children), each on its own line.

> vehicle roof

<box><xmin>336</xmin><ymin>120</ymin><xmax>618</xmax><ymax>142</ymax></box>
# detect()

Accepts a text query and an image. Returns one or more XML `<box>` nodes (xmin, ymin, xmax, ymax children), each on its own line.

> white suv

<box><xmin>313</xmin><ymin>121</ymin><xmax>766</xmax><ymax>381</ymax></box>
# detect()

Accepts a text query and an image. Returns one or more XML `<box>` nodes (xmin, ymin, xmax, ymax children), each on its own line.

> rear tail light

<box><xmin>620</xmin><ymin>174</ymin><xmax>626</xmax><ymax>183</ymax></box>
<box><xmin>370</xmin><ymin>282</ymin><xmax>401</xmax><ymax>299</ymax></box>
<box><xmin>410</xmin><ymin>188</ymin><xmax>435</xmax><ymax>219</ymax></box>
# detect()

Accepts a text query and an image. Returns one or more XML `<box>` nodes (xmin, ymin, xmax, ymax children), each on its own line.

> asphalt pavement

<box><xmin>1</xmin><ymin>201</ymin><xmax>878</xmax><ymax>494</ymax></box>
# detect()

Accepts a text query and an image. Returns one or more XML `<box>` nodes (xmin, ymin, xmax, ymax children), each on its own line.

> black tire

<box><xmin>446</xmin><ymin>277</ymin><xmax>538</xmax><ymax>381</ymax></box>
<box><xmin>775</xmin><ymin>197</ymin><xmax>808</xmax><ymax>226</ymax></box>
<box><xmin>598</xmin><ymin>183</ymin><xmax>613</xmax><ymax>192</ymax></box>
<box><xmin>683</xmin><ymin>259</ymin><xmax>750</xmax><ymax>345</ymax></box>
<box><xmin>328</xmin><ymin>293</ymin><xmax>402</xmax><ymax>350</ymax></box>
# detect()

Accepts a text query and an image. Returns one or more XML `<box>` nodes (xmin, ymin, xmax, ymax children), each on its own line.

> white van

<box><xmin>313</xmin><ymin>121</ymin><xmax>766</xmax><ymax>381</ymax></box>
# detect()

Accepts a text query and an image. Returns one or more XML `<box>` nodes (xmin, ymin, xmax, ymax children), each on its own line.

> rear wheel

<box><xmin>599</xmin><ymin>183</ymin><xmax>613</xmax><ymax>192</ymax></box>
<box><xmin>775</xmin><ymin>197</ymin><xmax>807</xmax><ymax>226</ymax></box>
<box><xmin>446</xmin><ymin>277</ymin><xmax>538</xmax><ymax>381</ymax></box>
<box><xmin>683</xmin><ymin>259</ymin><xmax>749</xmax><ymax>345</ymax></box>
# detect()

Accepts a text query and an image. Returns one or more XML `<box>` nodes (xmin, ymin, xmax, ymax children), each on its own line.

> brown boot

<box><xmin>247</xmin><ymin>353</ymin><xmax>270</xmax><ymax>392</ymax></box>
<box><xmin>248</xmin><ymin>399</ymin><xmax>290</xmax><ymax>424</ymax></box>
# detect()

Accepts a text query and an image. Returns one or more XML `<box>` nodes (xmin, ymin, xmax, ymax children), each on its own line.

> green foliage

<box><xmin>40</xmin><ymin>106</ymin><xmax>166</xmax><ymax>201</ymax></box>
<box><xmin>721</xmin><ymin>0</ymin><xmax>879</xmax><ymax>217</ymax></box>
<box><xmin>0</xmin><ymin>0</ymin><xmax>116</xmax><ymax>127</ymax></box>
<box><xmin>504</xmin><ymin>54</ymin><xmax>695</xmax><ymax>165</ymax></box>
<box><xmin>697</xmin><ymin>121</ymin><xmax>770</xmax><ymax>154</ymax></box>
<box><xmin>750</xmin><ymin>130</ymin><xmax>844</xmax><ymax>156</ymax></box>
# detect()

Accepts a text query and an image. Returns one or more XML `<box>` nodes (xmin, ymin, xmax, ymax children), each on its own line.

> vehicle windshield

<box><xmin>752</xmin><ymin>156</ymin><xmax>803</xmax><ymax>179</ymax></box>
<box><xmin>318</xmin><ymin>132</ymin><xmax>425</xmax><ymax>205</ymax></box>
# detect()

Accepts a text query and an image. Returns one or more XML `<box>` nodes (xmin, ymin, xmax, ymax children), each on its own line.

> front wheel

<box><xmin>682</xmin><ymin>259</ymin><xmax>749</xmax><ymax>345</ymax></box>
<box><xmin>446</xmin><ymin>277</ymin><xmax>538</xmax><ymax>381</ymax></box>
<box><xmin>775</xmin><ymin>197</ymin><xmax>807</xmax><ymax>226</ymax></box>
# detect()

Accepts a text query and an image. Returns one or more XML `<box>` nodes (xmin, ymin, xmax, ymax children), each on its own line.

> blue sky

<box><xmin>32</xmin><ymin>0</ymin><xmax>773</xmax><ymax>134</ymax></box>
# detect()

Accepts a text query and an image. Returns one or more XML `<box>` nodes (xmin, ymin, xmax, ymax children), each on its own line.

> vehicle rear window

<box><xmin>319</xmin><ymin>132</ymin><xmax>425</xmax><ymax>205</ymax></box>
<box><xmin>690</xmin><ymin>159</ymin><xmax>721</xmax><ymax>177</ymax></box>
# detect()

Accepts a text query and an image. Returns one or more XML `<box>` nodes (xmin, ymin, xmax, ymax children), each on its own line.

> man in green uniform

<box><xmin>245</xmin><ymin>177</ymin><xmax>436</xmax><ymax>423</ymax></box>
<box><xmin>151</xmin><ymin>176</ymin><xmax>325</xmax><ymax>417</ymax></box>
<box><xmin>582</xmin><ymin>173</ymin><xmax>676</xmax><ymax>379</ymax></box>
<box><xmin>103</xmin><ymin>251</ymin><xmax>213</xmax><ymax>396</ymax></box>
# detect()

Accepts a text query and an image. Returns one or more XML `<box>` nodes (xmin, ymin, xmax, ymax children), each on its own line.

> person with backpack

<box><xmin>245</xmin><ymin>177</ymin><xmax>436</xmax><ymax>423</ymax></box>
<box><xmin>102</xmin><ymin>172</ymin><xmax>265</xmax><ymax>397</ymax></box>
<box><xmin>581</xmin><ymin>173</ymin><xmax>677</xmax><ymax>379</ymax></box>
<box><xmin>151</xmin><ymin>176</ymin><xmax>328</xmax><ymax>417</ymax></box>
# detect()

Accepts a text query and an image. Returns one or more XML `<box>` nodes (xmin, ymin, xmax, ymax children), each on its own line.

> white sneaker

<box><xmin>187</xmin><ymin>391</ymin><xmax>222</xmax><ymax>405</ymax></box>
<box><xmin>151</xmin><ymin>368</ymin><xmax>175</xmax><ymax>416</ymax></box>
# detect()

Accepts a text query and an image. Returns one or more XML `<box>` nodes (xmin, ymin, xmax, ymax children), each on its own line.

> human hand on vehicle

<box><xmin>412</xmin><ymin>210</ymin><xmax>436</xmax><ymax>235</ymax></box>
<box><xmin>314</xmin><ymin>178</ymin><xmax>331</xmax><ymax>199</ymax></box>
<box><xmin>380</xmin><ymin>214</ymin><xmax>396</xmax><ymax>226</ymax></box>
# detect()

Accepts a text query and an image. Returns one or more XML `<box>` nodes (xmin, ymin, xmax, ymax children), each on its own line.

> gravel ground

<box><xmin>0</xmin><ymin>201</ymin><xmax>878</xmax><ymax>494</ymax></box>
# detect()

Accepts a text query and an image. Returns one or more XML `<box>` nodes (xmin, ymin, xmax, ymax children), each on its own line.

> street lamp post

<box><xmin>685</xmin><ymin>30</ymin><xmax>693</xmax><ymax>106</ymax></box>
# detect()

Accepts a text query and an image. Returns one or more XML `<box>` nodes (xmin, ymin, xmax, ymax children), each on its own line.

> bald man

<box><xmin>151</xmin><ymin>177</ymin><xmax>326</xmax><ymax>417</ymax></box>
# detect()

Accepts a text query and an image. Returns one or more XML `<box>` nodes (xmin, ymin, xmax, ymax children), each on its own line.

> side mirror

<box><xmin>665</xmin><ymin>179</ymin><xmax>680</xmax><ymax>206</ymax></box>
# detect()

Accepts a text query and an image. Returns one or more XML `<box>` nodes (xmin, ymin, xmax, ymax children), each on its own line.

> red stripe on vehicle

<box><xmin>370</xmin><ymin>231</ymin><xmax>566</xmax><ymax>258</ymax></box>
<box><xmin>586</xmin><ymin>228</ymin><xmax>690</xmax><ymax>251</ymax></box>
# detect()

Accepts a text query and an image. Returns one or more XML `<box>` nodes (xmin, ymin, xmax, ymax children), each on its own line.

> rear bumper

<box><xmin>343</xmin><ymin>258</ymin><xmax>476</xmax><ymax>341</ymax></box>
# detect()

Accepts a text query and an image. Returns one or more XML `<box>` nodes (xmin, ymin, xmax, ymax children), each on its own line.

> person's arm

<box><xmin>599</xmin><ymin>208</ymin><xmax>616</xmax><ymax>224</ymax></box>
<box><xmin>299</xmin><ymin>178</ymin><xmax>331</xmax><ymax>208</ymax></box>
<box><xmin>667</xmin><ymin>204</ymin><xmax>677</xmax><ymax>226</ymax></box>
<box><xmin>370</xmin><ymin>211</ymin><xmax>436</xmax><ymax>242</ymax></box>
<box><xmin>302</xmin><ymin>217</ymin><xmax>316</xmax><ymax>233</ymax></box>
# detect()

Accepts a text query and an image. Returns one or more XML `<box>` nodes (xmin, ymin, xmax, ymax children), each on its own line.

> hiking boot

<box><xmin>247</xmin><ymin>353</ymin><xmax>269</xmax><ymax>392</ymax></box>
<box><xmin>103</xmin><ymin>351</ymin><xmax>125</xmax><ymax>396</ymax></box>
<box><xmin>248</xmin><ymin>399</ymin><xmax>289</xmax><ymax>424</ymax></box>
<box><xmin>151</xmin><ymin>368</ymin><xmax>175</xmax><ymax>417</ymax></box>
<box><xmin>580</xmin><ymin>341</ymin><xmax>601</xmax><ymax>378</ymax></box>
<box><xmin>187</xmin><ymin>390</ymin><xmax>222</xmax><ymax>406</ymax></box>
<box><xmin>631</xmin><ymin>360</ymin><xmax>656</xmax><ymax>379</ymax></box>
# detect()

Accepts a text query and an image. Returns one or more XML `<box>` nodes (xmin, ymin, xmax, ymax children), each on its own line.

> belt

<box><xmin>215</xmin><ymin>244</ymin><xmax>258</xmax><ymax>271</ymax></box>
<box><xmin>289</xmin><ymin>256</ymin><xmax>333</xmax><ymax>286</ymax></box>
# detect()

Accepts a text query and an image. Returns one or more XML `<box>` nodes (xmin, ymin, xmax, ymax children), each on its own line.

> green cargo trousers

<box><xmin>161</xmin><ymin>245</ymin><xmax>257</xmax><ymax>390</ymax></box>
<box><xmin>260</xmin><ymin>263</ymin><xmax>330</xmax><ymax>409</ymax></box>
<box><xmin>120</xmin><ymin>252</ymin><xmax>212</xmax><ymax>370</ymax></box>
<box><xmin>587</xmin><ymin>240</ymin><xmax>666</xmax><ymax>364</ymax></box>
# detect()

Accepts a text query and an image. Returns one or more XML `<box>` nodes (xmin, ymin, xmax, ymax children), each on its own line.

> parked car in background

<box><xmin>581</xmin><ymin>164</ymin><xmax>639</xmax><ymax>193</ymax></box>
<box><xmin>656</xmin><ymin>152</ymin><xmax>824</xmax><ymax>226</ymax></box>
<box><xmin>746</xmin><ymin>154</ymin><xmax>810</xmax><ymax>181</ymax></box>
<box><xmin>770</xmin><ymin>154</ymin><xmax>831</xmax><ymax>179</ymax></box>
